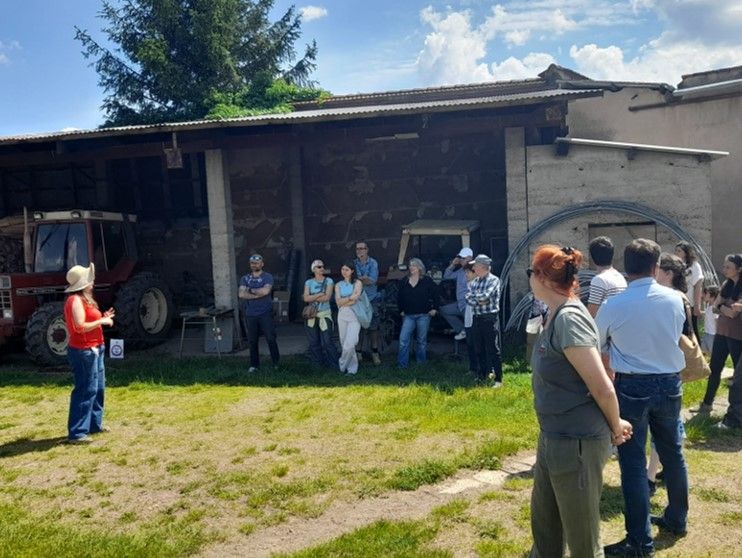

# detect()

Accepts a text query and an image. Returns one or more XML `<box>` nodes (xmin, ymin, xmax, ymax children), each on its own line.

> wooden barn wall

<box><xmin>228</xmin><ymin>112</ymin><xmax>509</xmax><ymax>288</ymax></box>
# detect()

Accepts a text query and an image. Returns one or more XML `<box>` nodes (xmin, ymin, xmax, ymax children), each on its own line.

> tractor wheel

<box><xmin>114</xmin><ymin>272</ymin><xmax>174</xmax><ymax>348</ymax></box>
<box><xmin>25</xmin><ymin>301</ymin><xmax>68</xmax><ymax>366</ymax></box>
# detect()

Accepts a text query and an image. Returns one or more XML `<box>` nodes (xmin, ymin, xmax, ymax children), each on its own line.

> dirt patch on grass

<box><xmin>198</xmin><ymin>453</ymin><xmax>537</xmax><ymax>558</ymax></box>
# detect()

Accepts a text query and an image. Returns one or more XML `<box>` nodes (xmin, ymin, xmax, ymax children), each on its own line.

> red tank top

<box><xmin>64</xmin><ymin>295</ymin><xmax>105</xmax><ymax>349</ymax></box>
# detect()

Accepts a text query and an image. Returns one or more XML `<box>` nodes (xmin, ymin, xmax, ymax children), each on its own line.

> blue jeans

<box><xmin>615</xmin><ymin>373</ymin><xmax>688</xmax><ymax>553</ymax></box>
<box><xmin>397</xmin><ymin>314</ymin><xmax>431</xmax><ymax>368</ymax></box>
<box><xmin>67</xmin><ymin>345</ymin><xmax>106</xmax><ymax>440</ymax></box>
<box><xmin>305</xmin><ymin>317</ymin><xmax>340</xmax><ymax>369</ymax></box>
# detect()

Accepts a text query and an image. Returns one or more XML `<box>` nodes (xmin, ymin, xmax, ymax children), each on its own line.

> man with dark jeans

<box><xmin>596</xmin><ymin>239</ymin><xmax>688</xmax><ymax>557</ymax></box>
<box><xmin>464</xmin><ymin>254</ymin><xmax>502</xmax><ymax>387</ymax></box>
<box><xmin>239</xmin><ymin>254</ymin><xmax>280</xmax><ymax>372</ymax></box>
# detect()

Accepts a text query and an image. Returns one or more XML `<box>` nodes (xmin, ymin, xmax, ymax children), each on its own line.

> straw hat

<box><xmin>65</xmin><ymin>263</ymin><xmax>95</xmax><ymax>293</ymax></box>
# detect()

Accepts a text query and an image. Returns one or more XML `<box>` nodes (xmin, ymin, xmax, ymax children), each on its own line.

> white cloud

<box><xmin>638</xmin><ymin>0</ymin><xmax>742</xmax><ymax>45</ymax></box>
<box><xmin>416</xmin><ymin>7</ymin><xmax>493</xmax><ymax>84</ymax></box>
<box><xmin>491</xmin><ymin>52</ymin><xmax>556</xmax><ymax>80</ymax></box>
<box><xmin>299</xmin><ymin>5</ymin><xmax>328</xmax><ymax>23</ymax></box>
<box><xmin>0</xmin><ymin>39</ymin><xmax>21</xmax><ymax>65</ymax></box>
<box><xmin>570</xmin><ymin>37</ymin><xmax>742</xmax><ymax>83</ymax></box>
<box><xmin>414</xmin><ymin>3</ymin><xmax>638</xmax><ymax>85</ymax></box>
<box><xmin>504</xmin><ymin>29</ymin><xmax>530</xmax><ymax>47</ymax></box>
<box><xmin>414</xmin><ymin>1</ymin><xmax>742</xmax><ymax>88</ymax></box>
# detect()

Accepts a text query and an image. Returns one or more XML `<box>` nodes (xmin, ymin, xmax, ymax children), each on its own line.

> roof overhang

<box><xmin>0</xmin><ymin>89</ymin><xmax>603</xmax><ymax>148</ymax></box>
<box><xmin>554</xmin><ymin>137</ymin><xmax>728</xmax><ymax>161</ymax></box>
<box><xmin>673</xmin><ymin>78</ymin><xmax>742</xmax><ymax>100</ymax></box>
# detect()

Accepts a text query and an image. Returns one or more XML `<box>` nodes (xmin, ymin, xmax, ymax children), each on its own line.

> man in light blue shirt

<box><xmin>354</xmin><ymin>240</ymin><xmax>381</xmax><ymax>365</ymax></box>
<box><xmin>596</xmin><ymin>239</ymin><xmax>689</xmax><ymax>557</ymax></box>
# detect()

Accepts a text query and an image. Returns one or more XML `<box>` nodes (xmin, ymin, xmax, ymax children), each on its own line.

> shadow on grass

<box><xmin>684</xmin><ymin>414</ymin><xmax>742</xmax><ymax>453</ymax></box>
<box><xmin>0</xmin><ymin>436</ymin><xmax>68</xmax><ymax>459</ymax></box>
<box><xmin>0</xmin><ymin>353</ymin><xmax>531</xmax><ymax>390</ymax></box>
<box><xmin>600</xmin><ymin>484</ymin><xmax>625</xmax><ymax>521</ymax></box>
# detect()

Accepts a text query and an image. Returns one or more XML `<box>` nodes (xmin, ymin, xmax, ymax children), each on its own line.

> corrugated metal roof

<box><xmin>0</xmin><ymin>88</ymin><xmax>602</xmax><ymax>146</ymax></box>
<box><xmin>293</xmin><ymin>78</ymin><xmax>546</xmax><ymax>109</ymax></box>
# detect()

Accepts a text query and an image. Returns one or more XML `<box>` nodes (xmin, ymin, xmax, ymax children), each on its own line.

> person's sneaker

<box><xmin>717</xmin><ymin>421</ymin><xmax>732</xmax><ymax>431</ymax></box>
<box><xmin>67</xmin><ymin>436</ymin><xmax>93</xmax><ymax>445</ymax></box>
<box><xmin>247</xmin><ymin>366</ymin><xmax>258</xmax><ymax>373</ymax></box>
<box><xmin>650</xmin><ymin>515</ymin><xmax>687</xmax><ymax>536</ymax></box>
<box><xmin>91</xmin><ymin>427</ymin><xmax>111</xmax><ymax>435</ymax></box>
<box><xmin>454</xmin><ymin>330</ymin><xmax>466</xmax><ymax>341</ymax></box>
<box><xmin>492</xmin><ymin>381</ymin><xmax>503</xmax><ymax>389</ymax></box>
<box><xmin>604</xmin><ymin>538</ymin><xmax>654</xmax><ymax>557</ymax></box>
<box><xmin>371</xmin><ymin>352</ymin><xmax>381</xmax><ymax>366</ymax></box>
<box><xmin>689</xmin><ymin>403</ymin><xmax>712</xmax><ymax>414</ymax></box>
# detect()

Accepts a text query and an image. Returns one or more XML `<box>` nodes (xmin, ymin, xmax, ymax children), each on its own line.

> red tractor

<box><xmin>0</xmin><ymin>210</ymin><xmax>174</xmax><ymax>366</ymax></box>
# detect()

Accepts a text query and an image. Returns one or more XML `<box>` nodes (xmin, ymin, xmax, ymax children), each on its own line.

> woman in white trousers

<box><xmin>335</xmin><ymin>261</ymin><xmax>363</xmax><ymax>374</ymax></box>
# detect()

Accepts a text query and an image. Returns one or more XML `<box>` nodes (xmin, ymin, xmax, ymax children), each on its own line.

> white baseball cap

<box><xmin>457</xmin><ymin>247</ymin><xmax>474</xmax><ymax>258</ymax></box>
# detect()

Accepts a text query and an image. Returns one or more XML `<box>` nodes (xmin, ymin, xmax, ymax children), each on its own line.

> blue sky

<box><xmin>2</xmin><ymin>1</ymin><xmax>742</xmax><ymax>135</ymax></box>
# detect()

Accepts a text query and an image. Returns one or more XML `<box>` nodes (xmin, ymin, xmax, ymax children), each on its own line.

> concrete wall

<box><xmin>506</xmin><ymin>137</ymin><xmax>713</xmax><ymax>302</ymax></box>
<box><xmin>567</xmin><ymin>88</ymin><xmax>741</xmax><ymax>266</ymax></box>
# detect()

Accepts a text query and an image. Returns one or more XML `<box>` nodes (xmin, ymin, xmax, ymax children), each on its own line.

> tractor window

<box><xmin>102</xmin><ymin>222</ymin><xmax>127</xmax><ymax>269</ymax></box>
<box><xmin>34</xmin><ymin>223</ymin><xmax>89</xmax><ymax>273</ymax></box>
<box><xmin>91</xmin><ymin>221</ymin><xmax>127</xmax><ymax>271</ymax></box>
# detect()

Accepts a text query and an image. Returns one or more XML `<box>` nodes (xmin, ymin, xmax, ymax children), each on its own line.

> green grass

<box><xmin>0</xmin><ymin>502</ymin><xmax>211</xmax><ymax>558</ymax></box>
<box><xmin>1</xmin><ymin>352</ymin><xmax>738</xmax><ymax>557</ymax></box>
<box><xmin>278</xmin><ymin>519</ymin><xmax>450</xmax><ymax>558</ymax></box>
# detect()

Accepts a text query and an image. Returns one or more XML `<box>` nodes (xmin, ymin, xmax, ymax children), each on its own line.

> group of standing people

<box><xmin>527</xmin><ymin>235</ymin><xmax>742</xmax><ymax>558</ymax></box>
<box><xmin>236</xmin><ymin>240</ymin><xmax>505</xmax><ymax>380</ymax></box>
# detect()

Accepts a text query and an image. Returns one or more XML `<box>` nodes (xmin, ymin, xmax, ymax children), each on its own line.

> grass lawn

<box><xmin>0</xmin><ymin>354</ymin><xmax>739</xmax><ymax>557</ymax></box>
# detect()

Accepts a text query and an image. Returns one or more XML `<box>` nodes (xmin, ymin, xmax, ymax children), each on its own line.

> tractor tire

<box><xmin>25</xmin><ymin>301</ymin><xmax>68</xmax><ymax>367</ymax></box>
<box><xmin>114</xmin><ymin>272</ymin><xmax>174</xmax><ymax>348</ymax></box>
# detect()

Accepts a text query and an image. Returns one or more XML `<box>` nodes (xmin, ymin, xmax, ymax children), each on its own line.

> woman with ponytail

<box><xmin>527</xmin><ymin>245</ymin><xmax>632</xmax><ymax>557</ymax></box>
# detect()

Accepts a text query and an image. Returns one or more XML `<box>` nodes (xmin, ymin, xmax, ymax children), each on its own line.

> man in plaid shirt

<box><xmin>465</xmin><ymin>254</ymin><xmax>503</xmax><ymax>387</ymax></box>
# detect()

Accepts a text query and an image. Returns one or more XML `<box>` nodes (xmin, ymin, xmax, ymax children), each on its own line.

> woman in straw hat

<box><xmin>64</xmin><ymin>263</ymin><xmax>115</xmax><ymax>444</ymax></box>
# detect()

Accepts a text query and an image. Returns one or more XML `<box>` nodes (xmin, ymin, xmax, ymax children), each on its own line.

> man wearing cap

<box><xmin>441</xmin><ymin>247</ymin><xmax>474</xmax><ymax>340</ymax></box>
<box><xmin>465</xmin><ymin>254</ymin><xmax>503</xmax><ymax>387</ymax></box>
<box><xmin>239</xmin><ymin>254</ymin><xmax>280</xmax><ymax>372</ymax></box>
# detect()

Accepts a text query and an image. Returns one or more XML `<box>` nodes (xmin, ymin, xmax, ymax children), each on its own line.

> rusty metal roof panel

<box><xmin>0</xmin><ymin>88</ymin><xmax>602</xmax><ymax>146</ymax></box>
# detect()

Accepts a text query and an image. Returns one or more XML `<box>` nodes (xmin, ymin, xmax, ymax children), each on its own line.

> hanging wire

<box><xmin>501</xmin><ymin>200</ymin><xmax>719</xmax><ymax>332</ymax></box>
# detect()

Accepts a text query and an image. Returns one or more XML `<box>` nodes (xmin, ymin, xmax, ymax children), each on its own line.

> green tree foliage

<box><xmin>75</xmin><ymin>0</ymin><xmax>326</xmax><ymax>126</ymax></box>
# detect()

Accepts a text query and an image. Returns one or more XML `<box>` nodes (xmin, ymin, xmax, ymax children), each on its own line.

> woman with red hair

<box><xmin>528</xmin><ymin>245</ymin><xmax>632</xmax><ymax>557</ymax></box>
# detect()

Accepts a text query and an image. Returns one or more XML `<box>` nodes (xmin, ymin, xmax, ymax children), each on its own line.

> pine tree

<box><xmin>75</xmin><ymin>0</ymin><xmax>322</xmax><ymax>126</ymax></box>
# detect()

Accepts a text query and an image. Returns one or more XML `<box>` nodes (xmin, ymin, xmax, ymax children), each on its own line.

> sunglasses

<box><xmin>315</xmin><ymin>265</ymin><xmax>324</xmax><ymax>269</ymax></box>
<box><xmin>526</xmin><ymin>267</ymin><xmax>534</xmax><ymax>278</ymax></box>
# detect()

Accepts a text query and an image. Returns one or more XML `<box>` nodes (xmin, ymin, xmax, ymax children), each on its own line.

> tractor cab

<box><xmin>0</xmin><ymin>210</ymin><xmax>173</xmax><ymax>365</ymax></box>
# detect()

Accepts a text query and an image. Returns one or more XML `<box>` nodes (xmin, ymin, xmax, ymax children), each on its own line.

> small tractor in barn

<box><xmin>0</xmin><ymin>210</ymin><xmax>174</xmax><ymax>366</ymax></box>
<box><xmin>381</xmin><ymin>219</ymin><xmax>481</xmax><ymax>337</ymax></box>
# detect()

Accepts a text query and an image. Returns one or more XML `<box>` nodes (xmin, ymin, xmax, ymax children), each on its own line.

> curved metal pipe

<box><xmin>501</xmin><ymin>200</ymin><xmax>718</xmax><ymax>331</ymax></box>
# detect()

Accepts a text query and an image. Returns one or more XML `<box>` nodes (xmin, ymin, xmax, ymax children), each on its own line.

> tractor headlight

<box><xmin>2</xmin><ymin>309</ymin><xmax>12</xmax><ymax>320</ymax></box>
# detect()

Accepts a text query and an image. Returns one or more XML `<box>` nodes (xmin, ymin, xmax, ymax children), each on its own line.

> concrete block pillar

<box><xmin>205</xmin><ymin>149</ymin><xmax>240</xmax><ymax>340</ymax></box>
<box><xmin>505</xmin><ymin>127</ymin><xmax>529</xmax><ymax>306</ymax></box>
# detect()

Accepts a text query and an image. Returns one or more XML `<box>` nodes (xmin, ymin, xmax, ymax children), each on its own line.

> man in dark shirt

<box><xmin>239</xmin><ymin>254</ymin><xmax>279</xmax><ymax>372</ymax></box>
